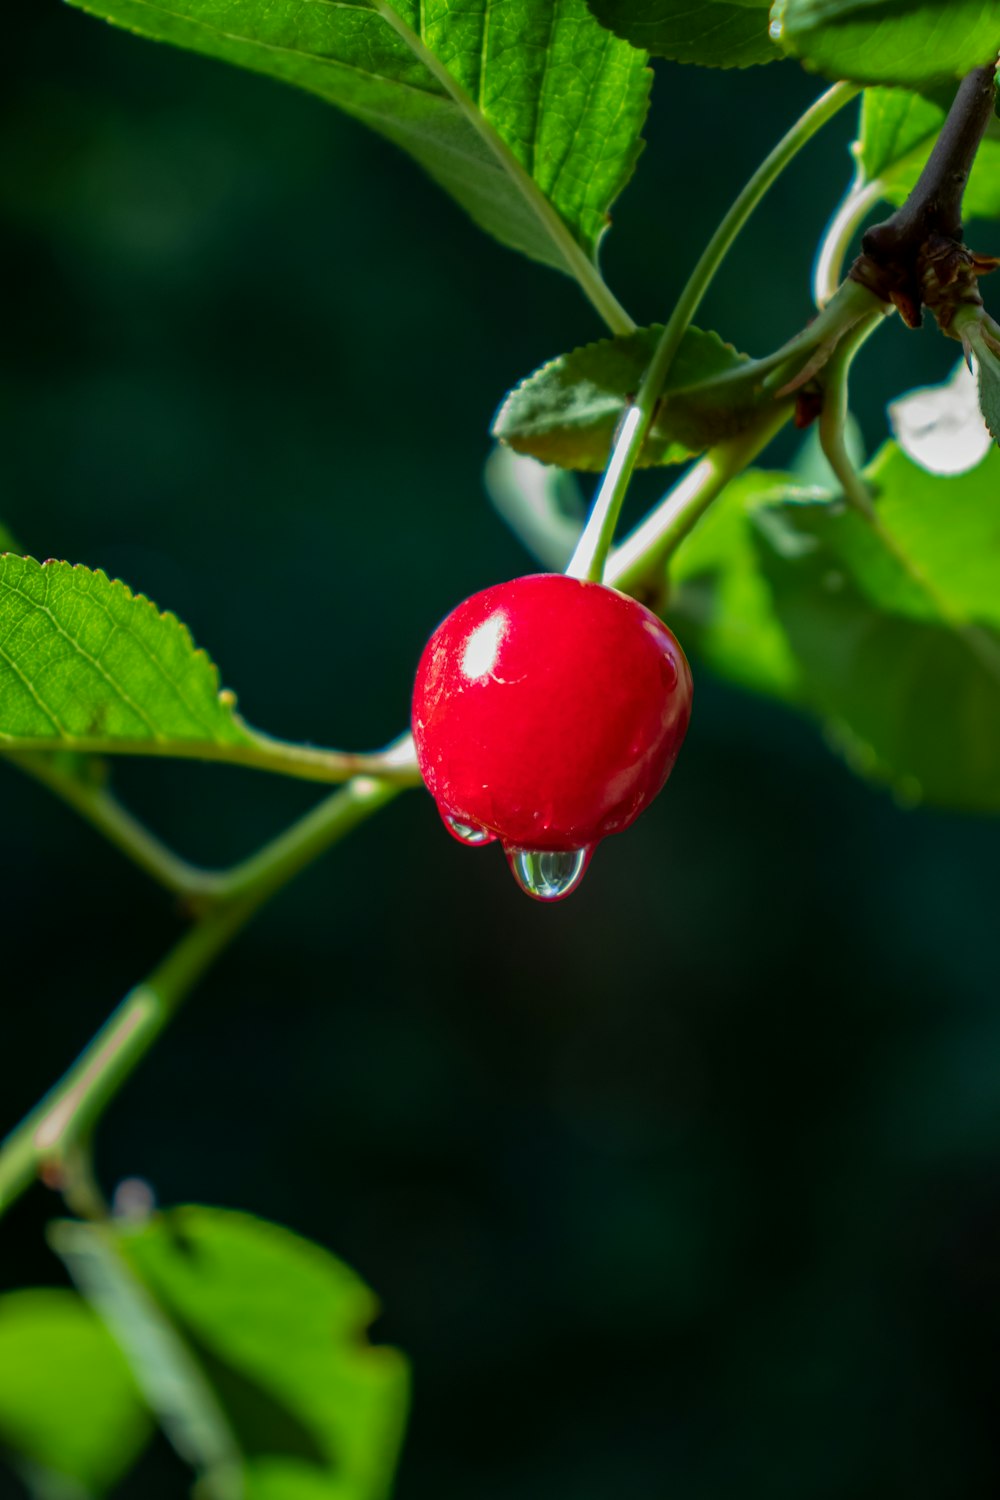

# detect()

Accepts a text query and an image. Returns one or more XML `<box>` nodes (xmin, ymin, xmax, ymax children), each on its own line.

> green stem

<box><xmin>566</xmin><ymin>79</ymin><xmax>859</xmax><ymax>584</ymax></box>
<box><xmin>6</xmin><ymin>752</ymin><xmax>224</xmax><ymax>900</ymax></box>
<box><xmin>0</xmin><ymin>727</ymin><xmax>422</xmax><ymax>788</ymax></box>
<box><xmin>606</xmin><ymin>401</ymin><xmax>793</xmax><ymax>594</ymax></box>
<box><xmin>813</xmin><ymin>177</ymin><xmax>885</xmax><ymax>309</ymax></box>
<box><xmin>817</xmin><ymin>309</ymin><xmax>888</xmax><ymax>519</ymax></box>
<box><xmin>0</xmin><ymin>772</ymin><xmax>404</xmax><ymax>1220</ymax></box>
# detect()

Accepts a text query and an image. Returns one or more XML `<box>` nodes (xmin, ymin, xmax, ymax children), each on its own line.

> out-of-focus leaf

<box><xmin>56</xmin><ymin>1208</ymin><xmax>409</xmax><ymax>1500</ymax></box>
<box><xmin>773</xmin><ymin>0</ymin><xmax>1000</xmax><ymax>88</ymax></box>
<box><xmin>494</xmin><ymin>325</ymin><xmax>767</xmax><ymax>471</ymax></box>
<box><xmin>587</xmin><ymin>0</ymin><xmax>777</xmax><ymax>67</ymax></box>
<box><xmin>0</xmin><ymin>1288</ymin><xmax>151</xmax><ymax>1496</ymax></box>
<box><xmin>888</xmin><ymin>360</ymin><xmax>994</xmax><ymax>475</ymax></box>
<box><xmin>750</xmin><ymin>442</ymin><xmax>1000</xmax><ymax>810</ymax></box>
<box><xmin>483</xmin><ymin>447</ymin><xmax>584</xmax><ymax>570</ymax></box>
<box><xmin>669</xmin><ymin>469</ymin><xmax>805</xmax><ymax>701</ymax></box>
<box><xmin>65</xmin><ymin>0</ymin><xmax>650</xmax><ymax>277</ymax></box>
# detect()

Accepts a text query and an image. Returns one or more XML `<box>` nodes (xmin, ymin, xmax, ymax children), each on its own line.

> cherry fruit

<box><xmin>411</xmin><ymin>573</ymin><xmax>692</xmax><ymax>901</ymax></box>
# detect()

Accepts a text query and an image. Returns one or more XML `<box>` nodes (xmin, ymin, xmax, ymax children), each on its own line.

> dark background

<box><xmin>3</xmin><ymin>6</ymin><xmax>1000</xmax><ymax>1497</ymax></box>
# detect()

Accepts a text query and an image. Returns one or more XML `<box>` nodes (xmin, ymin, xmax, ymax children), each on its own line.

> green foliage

<box><xmin>64</xmin><ymin>0</ymin><xmax>650</xmax><ymax>278</ymax></box>
<box><xmin>494</xmin><ymin>326</ymin><xmax>768</xmax><ymax>470</ymax></box>
<box><xmin>857</xmin><ymin>87</ymin><xmax>1000</xmax><ymax>218</ymax></box>
<box><xmin>964</xmin><ymin>323</ymin><xmax>1000</xmax><ymax>441</ymax></box>
<box><xmin>586</xmin><ymin>0</ymin><xmax>777</xmax><ymax>68</ymax></box>
<box><xmin>0</xmin><ymin>1288</ymin><xmax>151</xmax><ymax>1495</ymax></box>
<box><xmin>54</xmin><ymin>1208</ymin><xmax>409</xmax><ymax>1500</ymax></box>
<box><xmin>0</xmin><ymin>555</ymin><xmax>252</xmax><ymax>755</ymax></box>
<box><xmin>774</xmin><ymin>0</ymin><xmax>1000</xmax><ymax>87</ymax></box>
<box><xmin>669</xmin><ymin>470</ymin><xmax>804</xmax><ymax>700</ymax></box>
<box><xmin>670</xmin><ymin>444</ymin><xmax>1000</xmax><ymax>811</ymax></box>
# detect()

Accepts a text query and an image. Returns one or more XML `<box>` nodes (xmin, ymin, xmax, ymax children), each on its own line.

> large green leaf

<box><xmin>750</xmin><ymin>442</ymin><xmax>1000</xmax><ymax>810</ymax></box>
<box><xmin>0</xmin><ymin>555</ymin><xmax>253</xmax><ymax>755</ymax></box>
<box><xmin>587</xmin><ymin>0</ymin><xmax>777</xmax><ymax>67</ymax></box>
<box><xmin>0</xmin><ymin>1288</ymin><xmax>151</xmax><ymax>1496</ymax></box>
<box><xmin>856</xmin><ymin>86</ymin><xmax>1000</xmax><ymax>220</ymax></box>
<box><xmin>66</xmin><ymin>0</ymin><xmax>650</xmax><ymax>281</ymax></box>
<box><xmin>55</xmin><ymin>1208</ymin><xmax>409</xmax><ymax>1500</ymax></box>
<box><xmin>773</xmin><ymin>0</ymin><xmax>1000</xmax><ymax>87</ymax></box>
<box><xmin>493</xmin><ymin>325</ymin><xmax>768</xmax><ymax>470</ymax></box>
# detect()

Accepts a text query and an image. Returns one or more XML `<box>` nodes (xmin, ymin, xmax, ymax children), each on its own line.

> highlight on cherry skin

<box><xmin>411</xmin><ymin>573</ymin><xmax>693</xmax><ymax>902</ymax></box>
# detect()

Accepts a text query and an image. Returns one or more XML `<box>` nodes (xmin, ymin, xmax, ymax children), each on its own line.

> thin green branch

<box><xmin>817</xmin><ymin>309</ymin><xmax>888</xmax><ymax>518</ymax></box>
<box><xmin>0</xmin><ymin>771</ymin><xmax>405</xmax><ymax>1220</ymax></box>
<box><xmin>813</xmin><ymin>177</ymin><xmax>885</xmax><ymax>309</ymax></box>
<box><xmin>0</xmin><ymin>728</ymin><xmax>422</xmax><ymax>788</ymax></box>
<box><xmin>566</xmin><ymin>79</ymin><xmax>859</xmax><ymax>584</ymax></box>
<box><xmin>6</xmin><ymin>752</ymin><xmax>225</xmax><ymax>900</ymax></box>
<box><xmin>606</xmin><ymin>402</ymin><xmax>794</xmax><ymax>595</ymax></box>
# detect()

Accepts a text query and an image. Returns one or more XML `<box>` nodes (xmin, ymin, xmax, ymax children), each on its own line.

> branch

<box><xmin>851</xmin><ymin>63</ymin><xmax>1000</xmax><ymax>329</ymax></box>
<box><xmin>0</xmin><ymin>772</ymin><xmax>406</xmax><ymax>1219</ymax></box>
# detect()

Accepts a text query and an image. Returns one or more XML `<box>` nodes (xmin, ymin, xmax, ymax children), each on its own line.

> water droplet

<box><xmin>506</xmin><ymin>846</ymin><xmax>592</xmax><ymax>902</ymax></box>
<box><xmin>445</xmin><ymin>815</ymin><xmax>495</xmax><ymax>846</ymax></box>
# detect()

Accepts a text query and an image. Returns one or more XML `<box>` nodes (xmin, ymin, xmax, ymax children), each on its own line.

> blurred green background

<box><xmin>3</xmin><ymin>5</ymin><xmax>1000</xmax><ymax>1497</ymax></box>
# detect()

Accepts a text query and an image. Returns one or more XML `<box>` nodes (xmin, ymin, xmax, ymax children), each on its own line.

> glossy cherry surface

<box><xmin>411</xmin><ymin>574</ymin><xmax>692</xmax><ymax>895</ymax></box>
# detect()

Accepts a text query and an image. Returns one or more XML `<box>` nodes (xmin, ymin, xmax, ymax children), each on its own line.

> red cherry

<box><xmin>411</xmin><ymin>574</ymin><xmax>692</xmax><ymax>901</ymax></box>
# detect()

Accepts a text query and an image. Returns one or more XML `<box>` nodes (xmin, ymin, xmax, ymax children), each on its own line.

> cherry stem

<box><xmin>817</xmin><ymin>308</ymin><xmax>889</xmax><ymax>519</ymax></box>
<box><xmin>813</xmin><ymin>177</ymin><xmax>885</xmax><ymax>309</ymax></box>
<box><xmin>565</xmin><ymin>78</ymin><xmax>859</xmax><ymax>586</ymax></box>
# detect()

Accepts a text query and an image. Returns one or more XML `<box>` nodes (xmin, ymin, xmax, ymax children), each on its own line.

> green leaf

<box><xmin>586</xmin><ymin>0</ymin><xmax>777</xmax><ymax>68</ymax></box>
<box><xmin>964</xmin><ymin>322</ymin><xmax>1000</xmax><ymax>442</ymax></box>
<box><xmin>750</xmin><ymin>442</ymin><xmax>1000</xmax><ymax>810</ymax></box>
<box><xmin>65</xmin><ymin>0</ymin><xmax>650</xmax><ymax>287</ymax></box>
<box><xmin>0</xmin><ymin>1288</ymin><xmax>151</xmax><ymax>1496</ymax></box>
<box><xmin>56</xmin><ymin>1208</ymin><xmax>409</xmax><ymax>1500</ymax></box>
<box><xmin>0</xmin><ymin>555</ymin><xmax>254</xmax><ymax>756</ymax></box>
<box><xmin>773</xmin><ymin>0</ymin><xmax>1000</xmax><ymax>87</ymax></box>
<box><xmin>494</xmin><ymin>325</ymin><xmax>768</xmax><ymax>470</ymax></box>
<box><xmin>669</xmin><ymin>469</ymin><xmax>805</xmax><ymax>701</ymax></box>
<box><xmin>857</xmin><ymin>86</ymin><xmax>1000</xmax><ymax>220</ymax></box>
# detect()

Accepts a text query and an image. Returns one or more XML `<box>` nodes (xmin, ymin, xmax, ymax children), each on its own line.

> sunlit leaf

<box><xmin>773</xmin><ymin>0</ymin><xmax>1000</xmax><ymax>87</ymax></box>
<box><xmin>0</xmin><ymin>1288</ymin><xmax>151</xmax><ymax>1496</ymax></box>
<box><xmin>65</xmin><ymin>0</ymin><xmax>651</xmax><ymax>278</ymax></box>
<box><xmin>588</xmin><ymin>0</ymin><xmax>777</xmax><ymax>67</ymax></box>
<box><xmin>0</xmin><ymin>555</ymin><xmax>252</xmax><ymax>755</ymax></box>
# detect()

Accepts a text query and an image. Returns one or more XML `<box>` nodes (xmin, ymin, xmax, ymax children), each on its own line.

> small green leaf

<box><xmin>0</xmin><ymin>555</ymin><xmax>253</xmax><ymax>754</ymax></box>
<box><xmin>65</xmin><ymin>0</ymin><xmax>650</xmax><ymax>282</ymax></box>
<box><xmin>750</xmin><ymin>442</ymin><xmax>1000</xmax><ymax>810</ymax></box>
<box><xmin>857</xmin><ymin>86</ymin><xmax>1000</xmax><ymax>220</ymax></box>
<box><xmin>587</xmin><ymin>0</ymin><xmax>777</xmax><ymax>68</ymax></box>
<box><xmin>773</xmin><ymin>0</ymin><xmax>1000</xmax><ymax>87</ymax></box>
<box><xmin>0</xmin><ymin>1288</ymin><xmax>151</xmax><ymax>1496</ymax></box>
<box><xmin>58</xmin><ymin>1208</ymin><xmax>409</xmax><ymax>1500</ymax></box>
<box><xmin>494</xmin><ymin>325</ymin><xmax>766</xmax><ymax>471</ymax></box>
<box><xmin>965</xmin><ymin>323</ymin><xmax>1000</xmax><ymax>442</ymax></box>
<box><xmin>669</xmin><ymin>469</ymin><xmax>805</xmax><ymax>701</ymax></box>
